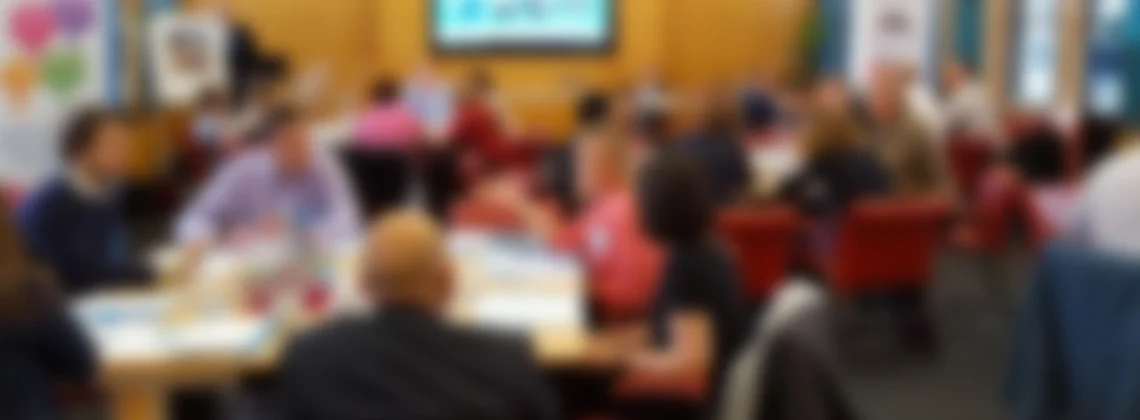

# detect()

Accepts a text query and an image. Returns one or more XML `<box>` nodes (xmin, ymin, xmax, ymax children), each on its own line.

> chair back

<box><xmin>716</xmin><ymin>206</ymin><xmax>800</xmax><ymax>302</ymax></box>
<box><xmin>828</xmin><ymin>198</ymin><xmax>950</xmax><ymax>294</ymax></box>
<box><xmin>947</xmin><ymin>134</ymin><xmax>992</xmax><ymax>199</ymax></box>
<box><xmin>339</xmin><ymin>146</ymin><xmax>413</xmax><ymax>218</ymax></box>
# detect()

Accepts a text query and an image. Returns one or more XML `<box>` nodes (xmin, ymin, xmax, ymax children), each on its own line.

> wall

<box><xmin>180</xmin><ymin>0</ymin><xmax>810</xmax><ymax>135</ymax></box>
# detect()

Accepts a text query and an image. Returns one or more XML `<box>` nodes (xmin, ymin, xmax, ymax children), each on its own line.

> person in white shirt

<box><xmin>899</xmin><ymin>64</ymin><xmax>944</xmax><ymax>141</ymax></box>
<box><xmin>1069</xmin><ymin>139</ymin><xmax>1140</xmax><ymax>258</ymax></box>
<box><xmin>941</xmin><ymin>59</ymin><xmax>1003</xmax><ymax>150</ymax></box>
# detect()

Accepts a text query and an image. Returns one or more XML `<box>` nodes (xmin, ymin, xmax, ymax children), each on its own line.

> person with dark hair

<box><xmin>739</xmin><ymin>66</ymin><xmax>783</xmax><ymax>132</ymax></box>
<box><xmin>353</xmin><ymin>76</ymin><xmax>423</xmax><ymax>150</ymax></box>
<box><xmin>600</xmin><ymin>151</ymin><xmax>748</xmax><ymax>420</ymax></box>
<box><xmin>17</xmin><ymin>108</ymin><xmax>152</xmax><ymax>295</ymax></box>
<box><xmin>176</xmin><ymin>106</ymin><xmax>360</xmax><ymax>246</ymax></box>
<box><xmin>543</xmin><ymin>90</ymin><xmax>613</xmax><ymax>217</ymax></box>
<box><xmin>674</xmin><ymin>91</ymin><xmax>753</xmax><ymax>206</ymax></box>
<box><xmin>0</xmin><ymin>206</ymin><xmax>96</xmax><ymax>420</ymax></box>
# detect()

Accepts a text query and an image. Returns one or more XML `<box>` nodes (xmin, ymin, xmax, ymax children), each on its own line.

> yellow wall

<box><xmin>196</xmin><ymin>0</ymin><xmax>812</xmax><ymax>135</ymax></box>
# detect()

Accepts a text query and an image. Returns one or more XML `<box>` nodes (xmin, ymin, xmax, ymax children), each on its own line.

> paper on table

<box><xmin>472</xmin><ymin>295</ymin><xmax>583</xmax><ymax>332</ymax></box>
<box><xmin>167</xmin><ymin>317</ymin><xmax>275</xmax><ymax>355</ymax></box>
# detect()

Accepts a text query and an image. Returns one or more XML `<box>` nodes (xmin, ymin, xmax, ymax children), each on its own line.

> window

<box><xmin>1011</xmin><ymin>0</ymin><xmax>1060</xmax><ymax>108</ymax></box>
<box><xmin>1084</xmin><ymin>0</ymin><xmax>1134</xmax><ymax>118</ymax></box>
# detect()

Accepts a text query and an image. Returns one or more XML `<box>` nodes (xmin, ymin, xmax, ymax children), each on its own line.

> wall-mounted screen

<box><xmin>432</xmin><ymin>0</ymin><xmax>615</xmax><ymax>53</ymax></box>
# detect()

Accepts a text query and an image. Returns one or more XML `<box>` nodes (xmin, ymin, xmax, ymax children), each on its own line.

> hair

<box><xmin>577</xmin><ymin>90</ymin><xmax>611</xmax><ymax>126</ymax></box>
<box><xmin>0</xmin><ymin>207</ymin><xmax>53</xmax><ymax>321</ymax></box>
<box><xmin>466</xmin><ymin>68</ymin><xmax>493</xmax><ymax>95</ymax></box>
<box><xmin>803</xmin><ymin>111</ymin><xmax>866</xmax><ymax>160</ymax></box>
<box><xmin>702</xmin><ymin>92</ymin><xmax>742</xmax><ymax>137</ymax></box>
<box><xmin>637</xmin><ymin>152</ymin><xmax>714</xmax><ymax>246</ymax></box>
<box><xmin>251</xmin><ymin>105</ymin><xmax>301</xmax><ymax>144</ymax></box>
<box><xmin>61</xmin><ymin>108</ymin><xmax>121</xmax><ymax>161</ymax></box>
<box><xmin>370</xmin><ymin>77</ymin><xmax>401</xmax><ymax>104</ymax></box>
<box><xmin>196</xmin><ymin>87</ymin><xmax>229</xmax><ymax>111</ymax></box>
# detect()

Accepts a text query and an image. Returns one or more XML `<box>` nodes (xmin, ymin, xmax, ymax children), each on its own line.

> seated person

<box><xmin>781</xmin><ymin>95</ymin><xmax>891</xmax><ymax>220</ymax></box>
<box><xmin>0</xmin><ymin>207</ymin><xmax>96</xmax><ymax>420</ymax></box>
<box><xmin>589</xmin><ymin>152</ymin><xmax>749</xmax><ymax>420</ymax></box>
<box><xmin>865</xmin><ymin>70</ymin><xmax>952</xmax><ymax>197</ymax></box>
<box><xmin>354</xmin><ymin>77</ymin><xmax>423</xmax><ymax>150</ymax></box>
<box><xmin>450</xmin><ymin>69</ymin><xmax>518</xmax><ymax>172</ymax></box>
<box><xmin>278</xmin><ymin>211</ymin><xmax>558</xmax><ymax>420</ymax></box>
<box><xmin>494</xmin><ymin>129</ymin><xmax>662</xmax><ymax>322</ymax></box>
<box><xmin>19</xmin><ymin>109</ymin><xmax>152</xmax><ymax>295</ymax></box>
<box><xmin>543</xmin><ymin>90</ymin><xmax>613</xmax><ymax>218</ymax></box>
<box><xmin>1069</xmin><ymin>138</ymin><xmax>1140</xmax><ymax>258</ymax></box>
<box><xmin>176</xmin><ymin>107</ymin><xmax>360</xmax><ymax>246</ymax></box>
<box><xmin>674</xmin><ymin>91</ymin><xmax>753</xmax><ymax>207</ymax></box>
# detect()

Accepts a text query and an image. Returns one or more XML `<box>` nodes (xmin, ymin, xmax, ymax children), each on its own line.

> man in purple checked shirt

<box><xmin>176</xmin><ymin>107</ymin><xmax>361</xmax><ymax>247</ymax></box>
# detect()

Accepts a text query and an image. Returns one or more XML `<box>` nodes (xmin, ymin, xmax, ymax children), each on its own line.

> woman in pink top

<box><xmin>354</xmin><ymin>78</ymin><xmax>424</xmax><ymax>150</ymax></box>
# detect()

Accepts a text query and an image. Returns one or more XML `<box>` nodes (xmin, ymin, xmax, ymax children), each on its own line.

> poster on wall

<box><xmin>0</xmin><ymin>0</ymin><xmax>112</xmax><ymax>185</ymax></box>
<box><xmin>847</xmin><ymin>0</ymin><xmax>939</xmax><ymax>90</ymax></box>
<box><xmin>148</xmin><ymin>13</ymin><xmax>228</xmax><ymax>107</ymax></box>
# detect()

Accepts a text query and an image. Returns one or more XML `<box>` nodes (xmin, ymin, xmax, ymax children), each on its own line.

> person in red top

<box><xmin>450</xmin><ymin>69</ymin><xmax>517</xmax><ymax>173</ymax></box>
<box><xmin>493</xmin><ymin>128</ymin><xmax>663</xmax><ymax>322</ymax></box>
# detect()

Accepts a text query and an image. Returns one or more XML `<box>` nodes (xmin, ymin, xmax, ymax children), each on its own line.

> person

<box><xmin>941</xmin><ymin>59</ymin><xmax>1002</xmax><ymax>149</ymax></box>
<box><xmin>543</xmin><ymin>90</ymin><xmax>612</xmax><ymax>217</ymax></box>
<box><xmin>674</xmin><ymin>91</ymin><xmax>753</xmax><ymax>207</ymax></box>
<box><xmin>450</xmin><ymin>68</ymin><xmax>518</xmax><ymax>172</ymax></box>
<box><xmin>278</xmin><ymin>210</ymin><xmax>559</xmax><ymax>420</ymax></box>
<box><xmin>495</xmin><ymin>129</ymin><xmax>662</xmax><ymax>322</ymax></box>
<box><xmin>609</xmin><ymin>152</ymin><xmax>750</xmax><ymax>420</ymax></box>
<box><xmin>632</xmin><ymin>64</ymin><xmax>671</xmax><ymax>135</ymax></box>
<box><xmin>354</xmin><ymin>77</ymin><xmax>423</xmax><ymax>150</ymax></box>
<box><xmin>0</xmin><ymin>207</ymin><xmax>96</xmax><ymax>420</ymax></box>
<box><xmin>1069</xmin><ymin>137</ymin><xmax>1140</xmax><ymax>257</ymax></box>
<box><xmin>18</xmin><ymin>109</ymin><xmax>152</xmax><ymax>295</ymax></box>
<box><xmin>739</xmin><ymin>66</ymin><xmax>782</xmax><ymax>133</ymax></box>
<box><xmin>866</xmin><ymin>72</ymin><xmax>952</xmax><ymax>197</ymax></box>
<box><xmin>781</xmin><ymin>82</ymin><xmax>892</xmax><ymax>220</ymax></box>
<box><xmin>214</xmin><ymin>0</ymin><xmax>263</xmax><ymax>105</ymax></box>
<box><xmin>404</xmin><ymin>60</ymin><xmax>455</xmax><ymax>144</ymax></box>
<box><xmin>176</xmin><ymin>106</ymin><xmax>361</xmax><ymax>245</ymax></box>
<box><xmin>899</xmin><ymin>64</ymin><xmax>943</xmax><ymax>140</ymax></box>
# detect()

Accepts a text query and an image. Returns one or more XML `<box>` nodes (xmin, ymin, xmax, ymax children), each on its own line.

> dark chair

<box><xmin>338</xmin><ymin>146</ymin><xmax>413</xmax><ymax>218</ymax></box>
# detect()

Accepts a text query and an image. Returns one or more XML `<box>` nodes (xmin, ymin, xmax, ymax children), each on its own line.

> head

<box><xmin>361</xmin><ymin>210</ymin><xmax>452</xmax><ymax>312</ymax></box>
<box><xmin>369</xmin><ymin>77</ymin><xmax>401</xmax><ymax>106</ymax></box>
<box><xmin>867</xmin><ymin>70</ymin><xmax>906</xmax><ymax>124</ymax></box>
<box><xmin>263</xmin><ymin>107</ymin><xmax>313</xmax><ymax>175</ymax></box>
<box><xmin>637</xmin><ymin>152</ymin><xmax>714</xmax><ymax>247</ymax></box>
<box><xmin>463</xmin><ymin>68</ymin><xmax>494</xmax><ymax>100</ymax></box>
<box><xmin>63</xmin><ymin>108</ymin><xmax>131</xmax><ymax>184</ymax></box>
<box><xmin>196</xmin><ymin>88</ymin><xmax>230</xmax><ymax>114</ymax></box>
<box><xmin>803</xmin><ymin>111</ymin><xmax>865</xmax><ymax>160</ymax></box>
<box><xmin>700</xmin><ymin>90</ymin><xmax>741</xmax><ymax>137</ymax></box>
<box><xmin>942</xmin><ymin>59</ymin><xmax>973</xmax><ymax>92</ymax></box>
<box><xmin>577</xmin><ymin>90</ymin><xmax>611</xmax><ymax>128</ymax></box>
<box><xmin>574</xmin><ymin>128</ymin><xmax>631</xmax><ymax>201</ymax></box>
<box><xmin>812</xmin><ymin>77</ymin><xmax>852</xmax><ymax>116</ymax></box>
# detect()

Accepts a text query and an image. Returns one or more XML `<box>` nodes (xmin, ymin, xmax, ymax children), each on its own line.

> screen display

<box><xmin>432</xmin><ymin>0</ymin><xmax>614</xmax><ymax>53</ymax></box>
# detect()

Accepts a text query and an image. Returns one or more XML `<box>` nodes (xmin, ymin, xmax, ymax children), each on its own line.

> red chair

<box><xmin>716</xmin><ymin>206</ymin><xmax>800</xmax><ymax>302</ymax></box>
<box><xmin>946</xmin><ymin>134</ymin><xmax>992</xmax><ymax>200</ymax></box>
<box><xmin>827</xmin><ymin>198</ymin><xmax>951</xmax><ymax>294</ymax></box>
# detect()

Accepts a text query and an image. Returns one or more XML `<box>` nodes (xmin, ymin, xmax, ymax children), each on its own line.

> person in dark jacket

<box><xmin>0</xmin><ymin>206</ymin><xmax>96</xmax><ymax>420</ymax></box>
<box><xmin>675</xmin><ymin>92</ymin><xmax>753</xmax><ymax>207</ymax></box>
<box><xmin>278</xmin><ymin>210</ymin><xmax>558</xmax><ymax>420</ymax></box>
<box><xmin>18</xmin><ymin>109</ymin><xmax>151</xmax><ymax>296</ymax></box>
<box><xmin>543</xmin><ymin>90</ymin><xmax>612</xmax><ymax>218</ymax></box>
<box><xmin>780</xmin><ymin>110</ymin><xmax>891</xmax><ymax>220</ymax></box>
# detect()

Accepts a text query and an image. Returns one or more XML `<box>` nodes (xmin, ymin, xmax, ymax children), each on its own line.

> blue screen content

<box><xmin>434</xmin><ymin>0</ymin><xmax>613</xmax><ymax>51</ymax></box>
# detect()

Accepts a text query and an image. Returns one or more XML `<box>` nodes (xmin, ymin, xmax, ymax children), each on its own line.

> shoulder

<box><xmin>282</xmin><ymin>316</ymin><xmax>371</xmax><ymax>369</ymax></box>
<box><xmin>18</xmin><ymin>177</ymin><xmax>70</xmax><ymax>218</ymax></box>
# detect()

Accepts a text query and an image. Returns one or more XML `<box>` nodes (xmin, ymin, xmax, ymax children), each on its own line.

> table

<box><xmin>84</xmin><ymin>232</ymin><xmax>590</xmax><ymax>420</ymax></box>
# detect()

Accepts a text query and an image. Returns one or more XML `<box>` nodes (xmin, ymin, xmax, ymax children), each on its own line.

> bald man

<box><xmin>278</xmin><ymin>211</ymin><xmax>559</xmax><ymax>420</ymax></box>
